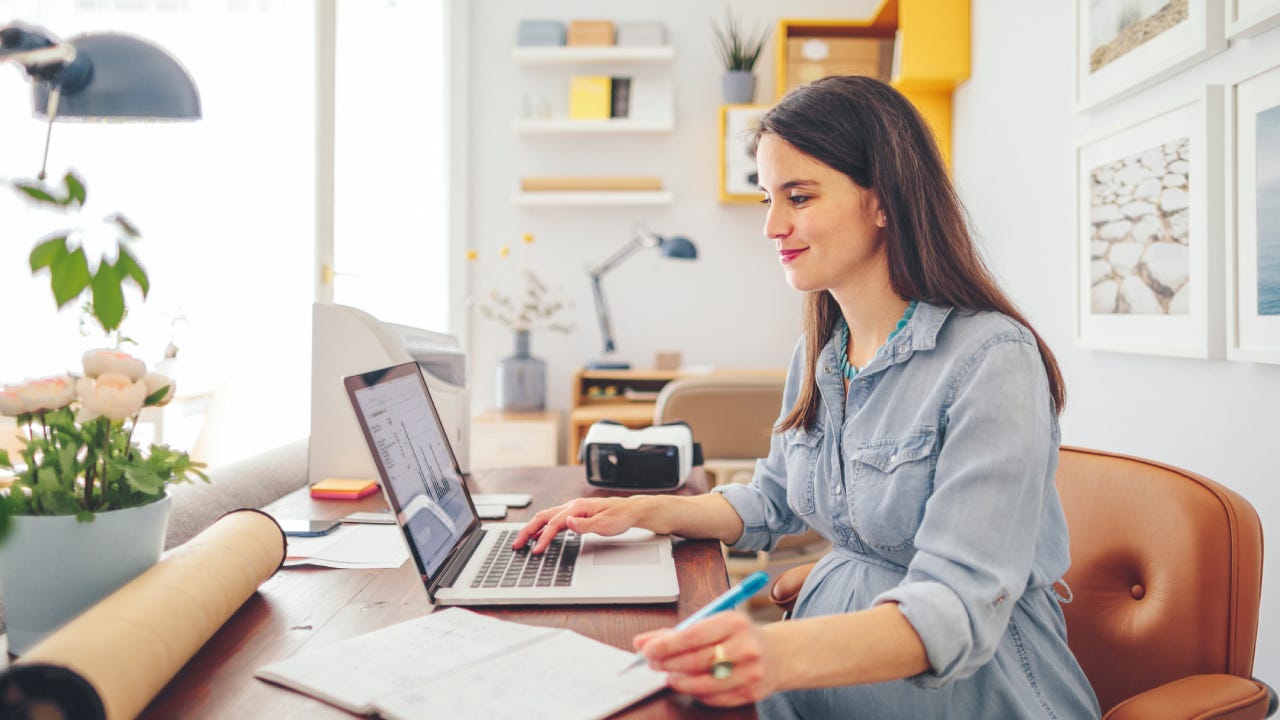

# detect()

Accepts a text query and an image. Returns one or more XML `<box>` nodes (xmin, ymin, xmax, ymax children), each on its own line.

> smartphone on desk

<box><xmin>279</xmin><ymin>519</ymin><xmax>342</xmax><ymax>537</ymax></box>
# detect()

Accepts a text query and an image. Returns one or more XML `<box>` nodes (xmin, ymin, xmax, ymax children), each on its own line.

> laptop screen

<box><xmin>345</xmin><ymin>363</ymin><xmax>478</xmax><ymax>581</ymax></box>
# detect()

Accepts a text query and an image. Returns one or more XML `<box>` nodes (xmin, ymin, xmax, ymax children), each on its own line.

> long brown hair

<box><xmin>750</xmin><ymin>76</ymin><xmax>1065</xmax><ymax>431</ymax></box>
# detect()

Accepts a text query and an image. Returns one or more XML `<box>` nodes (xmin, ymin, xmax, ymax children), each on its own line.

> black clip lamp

<box><xmin>1</xmin><ymin>22</ymin><xmax>201</xmax><ymax>179</ymax></box>
<box><xmin>586</xmin><ymin>224</ymin><xmax>697</xmax><ymax>370</ymax></box>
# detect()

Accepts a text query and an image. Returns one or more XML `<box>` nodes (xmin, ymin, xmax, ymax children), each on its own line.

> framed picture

<box><xmin>719</xmin><ymin>104</ymin><xmax>768</xmax><ymax>203</ymax></box>
<box><xmin>1226</xmin><ymin>0</ymin><xmax>1280</xmax><ymax>37</ymax></box>
<box><xmin>1075</xmin><ymin>86</ymin><xmax>1225</xmax><ymax>358</ymax></box>
<box><xmin>1227</xmin><ymin>64</ymin><xmax>1280</xmax><ymax>363</ymax></box>
<box><xmin>1076</xmin><ymin>0</ymin><xmax>1226</xmax><ymax>110</ymax></box>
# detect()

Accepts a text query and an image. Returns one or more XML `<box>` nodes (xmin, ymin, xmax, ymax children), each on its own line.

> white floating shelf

<box><xmin>513</xmin><ymin>118</ymin><xmax>674</xmax><ymax>134</ymax></box>
<box><xmin>512</xmin><ymin>46</ymin><xmax>675</xmax><ymax>65</ymax></box>
<box><xmin>512</xmin><ymin>191</ymin><xmax>674</xmax><ymax>207</ymax></box>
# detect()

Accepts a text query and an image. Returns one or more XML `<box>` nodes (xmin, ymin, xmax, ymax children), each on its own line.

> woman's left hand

<box><xmin>633</xmin><ymin>611</ymin><xmax>782</xmax><ymax>707</ymax></box>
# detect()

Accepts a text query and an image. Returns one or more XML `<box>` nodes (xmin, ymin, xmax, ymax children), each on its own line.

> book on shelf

<box><xmin>610</xmin><ymin>76</ymin><xmax>631</xmax><ymax>118</ymax></box>
<box><xmin>520</xmin><ymin>176</ymin><xmax>663</xmax><ymax>192</ymax></box>
<box><xmin>255</xmin><ymin>608</ymin><xmax>667</xmax><ymax>720</ymax></box>
<box><xmin>568</xmin><ymin>75</ymin><xmax>611</xmax><ymax>120</ymax></box>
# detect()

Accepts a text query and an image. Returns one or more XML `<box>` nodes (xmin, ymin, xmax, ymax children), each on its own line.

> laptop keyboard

<box><xmin>470</xmin><ymin>529</ymin><xmax>580</xmax><ymax>589</ymax></box>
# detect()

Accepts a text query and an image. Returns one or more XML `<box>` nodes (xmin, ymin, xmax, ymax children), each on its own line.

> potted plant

<box><xmin>712</xmin><ymin>7</ymin><xmax>770</xmax><ymax>104</ymax></box>
<box><xmin>0</xmin><ymin>171</ymin><xmax>207</xmax><ymax>655</ymax></box>
<box><xmin>469</xmin><ymin>233</ymin><xmax>572</xmax><ymax>412</ymax></box>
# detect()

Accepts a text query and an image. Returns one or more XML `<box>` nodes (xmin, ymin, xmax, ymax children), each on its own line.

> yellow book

<box><xmin>569</xmin><ymin>76</ymin><xmax>612</xmax><ymax>120</ymax></box>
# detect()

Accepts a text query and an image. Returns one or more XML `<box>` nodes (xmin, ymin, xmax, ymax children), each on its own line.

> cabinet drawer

<box><xmin>471</xmin><ymin>420</ymin><xmax>558</xmax><ymax>469</ymax></box>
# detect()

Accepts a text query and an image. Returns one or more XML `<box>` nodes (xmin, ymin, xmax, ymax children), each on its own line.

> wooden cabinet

<box><xmin>470</xmin><ymin>411</ymin><xmax>561</xmax><ymax>469</ymax></box>
<box><xmin>567</xmin><ymin>369</ymin><xmax>682</xmax><ymax>463</ymax></box>
<box><xmin>773</xmin><ymin>0</ymin><xmax>970</xmax><ymax>165</ymax></box>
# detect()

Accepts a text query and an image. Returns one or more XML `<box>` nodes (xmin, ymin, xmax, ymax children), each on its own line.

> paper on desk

<box><xmin>284</xmin><ymin>523</ymin><xmax>408</xmax><ymax>569</ymax></box>
<box><xmin>255</xmin><ymin>608</ymin><xmax>668</xmax><ymax>720</ymax></box>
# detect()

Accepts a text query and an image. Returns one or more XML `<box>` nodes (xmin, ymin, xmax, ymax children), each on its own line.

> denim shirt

<box><xmin>715</xmin><ymin>303</ymin><xmax>1100</xmax><ymax>719</ymax></box>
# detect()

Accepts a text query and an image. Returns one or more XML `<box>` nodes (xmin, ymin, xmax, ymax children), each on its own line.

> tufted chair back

<box><xmin>770</xmin><ymin>446</ymin><xmax>1274</xmax><ymax>719</ymax></box>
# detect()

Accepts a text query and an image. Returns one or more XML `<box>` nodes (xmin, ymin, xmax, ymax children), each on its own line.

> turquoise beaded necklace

<box><xmin>838</xmin><ymin>300</ymin><xmax>918</xmax><ymax>381</ymax></box>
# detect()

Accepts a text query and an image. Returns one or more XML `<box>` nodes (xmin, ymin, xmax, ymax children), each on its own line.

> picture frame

<box><xmin>719</xmin><ymin>104</ymin><xmax>769</xmax><ymax>203</ymax></box>
<box><xmin>1226</xmin><ymin>0</ymin><xmax>1280</xmax><ymax>38</ymax></box>
<box><xmin>1076</xmin><ymin>0</ymin><xmax>1226</xmax><ymax>110</ymax></box>
<box><xmin>1226</xmin><ymin>63</ymin><xmax>1280</xmax><ymax>363</ymax></box>
<box><xmin>1075</xmin><ymin>86</ymin><xmax>1225</xmax><ymax>358</ymax></box>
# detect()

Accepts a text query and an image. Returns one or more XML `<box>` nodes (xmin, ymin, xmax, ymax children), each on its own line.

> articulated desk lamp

<box><xmin>1</xmin><ymin>22</ymin><xmax>201</xmax><ymax>179</ymax></box>
<box><xmin>586</xmin><ymin>224</ymin><xmax>697</xmax><ymax>370</ymax></box>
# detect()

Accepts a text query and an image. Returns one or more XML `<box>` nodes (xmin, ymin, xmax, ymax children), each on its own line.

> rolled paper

<box><xmin>0</xmin><ymin>509</ymin><xmax>286</xmax><ymax>719</ymax></box>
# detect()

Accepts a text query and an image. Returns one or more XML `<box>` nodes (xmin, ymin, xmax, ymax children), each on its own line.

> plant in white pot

<box><xmin>712</xmin><ymin>6</ymin><xmax>770</xmax><ymax>104</ymax></box>
<box><xmin>0</xmin><ymin>171</ymin><xmax>207</xmax><ymax>656</ymax></box>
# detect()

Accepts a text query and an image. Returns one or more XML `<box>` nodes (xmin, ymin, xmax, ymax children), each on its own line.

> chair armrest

<box><xmin>769</xmin><ymin>562</ymin><xmax>818</xmax><ymax>615</ymax></box>
<box><xmin>1103</xmin><ymin>674</ymin><xmax>1271</xmax><ymax>720</ymax></box>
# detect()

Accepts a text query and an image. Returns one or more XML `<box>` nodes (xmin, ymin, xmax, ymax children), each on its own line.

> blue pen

<box><xmin>619</xmin><ymin>570</ymin><xmax>771</xmax><ymax>675</ymax></box>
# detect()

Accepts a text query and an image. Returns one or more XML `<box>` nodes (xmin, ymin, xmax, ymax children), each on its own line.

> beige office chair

<box><xmin>652</xmin><ymin>374</ymin><xmax>830</xmax><ymax>605</ymax></box>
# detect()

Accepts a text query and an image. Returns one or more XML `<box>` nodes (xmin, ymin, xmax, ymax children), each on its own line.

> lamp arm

<box><xmin>590</xmin><ymin>273</ymin><xmax>616</xmax><ymax>355</ymax></box>
<box><xmin>587</xmin><ymin>236</ymin><xmax>645</xmax><ymax>277</ymax></box>
<box><xmin>0</xmin><ymin>44</ymin><xmax>76</xmax><ymax>69</ymax></box>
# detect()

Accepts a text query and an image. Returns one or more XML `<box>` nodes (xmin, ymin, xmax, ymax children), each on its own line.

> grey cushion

<box><xmin>165</xmin><ymin>438</ymin><xmax>309</xmax><ymax>549</ymax></box>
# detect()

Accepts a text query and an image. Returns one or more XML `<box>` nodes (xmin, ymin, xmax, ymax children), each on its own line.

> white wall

<box><xmin>464</xmin><ymin>0</ymin><xmax>880</xmax><ymax>444</ymax></box>
<box><xmin>956</xmin><ymin>0</ymin><xmax>1280</xmax><ymax>683</ymax></box>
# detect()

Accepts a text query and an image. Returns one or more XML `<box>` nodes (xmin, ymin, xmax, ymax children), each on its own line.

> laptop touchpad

<box><xmin>591</xmin><ymin>542</ymin><xmax>660</xmax><ymax>566</ymax></box>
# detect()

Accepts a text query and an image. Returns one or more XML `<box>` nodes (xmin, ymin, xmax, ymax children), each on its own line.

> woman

<box><xmin>513</xmin><ymin>76</ymin><xmax>1100</xmax><ymax>719</ymax></box>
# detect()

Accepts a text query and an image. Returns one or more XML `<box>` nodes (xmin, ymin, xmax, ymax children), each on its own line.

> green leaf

<box><xmin>29</xmin><ymin>234</ymin><xmax>69</xmax><ymax>272</ymax></box>
<box><xmin>63</xmin><ymin>172</ymin><xmax>86</xmax><ymax>207</ymax></box>
<box><xmin>75</xmin><ymin>510</ymin><xmax>95</xmax><ymax>523</ymax></box>
<box><xmin>143</xmin><ymin>385</ymin><xmax>170</xmax><ymax>406</ymax></box>
<box><xmin>0</xmin><ymin>449</ymin><xmax>10</xmax><ymax>469</ymax></box>
<box><xmin>14</xmin><ymin>180</ymin><xmax>61</xmax><ymax>206</ymax></box>
<box><xmin>115</xmin><ymin>247</ymin><xmax>150</xmax><ymax>297</ymax></box>
<box><xmin>91</xmin><ymin>263</ymin><xmax>126</xmax><ymax>331</ymax></box>
<box><xmin>123</xmin><ymin>466</ymin><xmax>163</xmax><ymax>494</ymax></box>
<box><xmin>50</xmin><ymin>247</ymin><xmax>91</xmax><ymax>308</ymax></box>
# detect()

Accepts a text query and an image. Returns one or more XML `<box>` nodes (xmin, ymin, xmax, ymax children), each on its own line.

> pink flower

<box><xmin>143</xmin><ymin>372</ymin><xmax>176</xmax><ymax>407</ymax></box>
<box><xmin>76</xmin><ymin>373</ymin><xmax>147</xmax><ymax>422</ymax></box>
<box><xmin>0</xmin><ymin>385</ymin><xmax>25</xmax><ymax>416</ymax></box>
<box><xmin>82</xmin><ymin>349</ymin><xmax>146</xmax><ymax>381</ymax></box>
<box><xmin>15</xmin><ymin>376</ymin><xmax>77</xmax><ymax>413</ymax></box>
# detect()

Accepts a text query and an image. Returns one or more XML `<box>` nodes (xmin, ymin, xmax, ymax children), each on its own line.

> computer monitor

<box><xmin>309</xmin><ymin>303</ymin><xmax>470</xmax><ymax>485</ymax></box>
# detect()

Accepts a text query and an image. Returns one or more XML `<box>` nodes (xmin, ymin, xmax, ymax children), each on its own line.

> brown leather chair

<box><xmin>769</xmin><ymin>446</ymin><xmax>1275</xmax><ymax>719</ymax></box>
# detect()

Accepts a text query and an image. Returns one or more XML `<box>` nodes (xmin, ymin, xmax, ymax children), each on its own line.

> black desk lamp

<box><xmin>586</xmin><ymin>224</ymin><xmax>697</xmax><ymax>370</ymax></box>
<box><xmin>1</xmin><ymin>22</ymin><xmax>201</xmax><ymax>178</ymax></box>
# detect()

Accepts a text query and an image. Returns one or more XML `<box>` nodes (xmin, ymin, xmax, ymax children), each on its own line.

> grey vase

<box><xmin>722</xmin><ymin>70</ymin><xmax>756</xmax><ymax>104</ymax></box>
<box><xmin>495</xmin><ymin>329</ymin><xmax>546</xmax><ymax>411</ymax></box>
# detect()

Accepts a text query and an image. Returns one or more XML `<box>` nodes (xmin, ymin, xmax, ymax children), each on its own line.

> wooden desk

<box><xmin>140</xmin><ymin>466</ymin><xmax>755</xmax><ymax>719</ymax></box>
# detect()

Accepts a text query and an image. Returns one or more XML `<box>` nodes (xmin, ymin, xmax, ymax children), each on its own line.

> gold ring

<box><xmin>710</xmin><ymin>643</ymin><xmax>733</xmax><ymax>680</ymax></box>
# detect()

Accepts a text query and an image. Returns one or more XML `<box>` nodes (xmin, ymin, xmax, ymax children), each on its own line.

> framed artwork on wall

<box><xmin>1076</xmin><ymin>0</ymin><xmax>1226</xmax><ymax>110</ymax></box>
<box><xmin>719</xmin><ymin>104</ymin><xmax>768</xmax><ymax>203</ymax></box>
<box><xmin>1226</xmin><ymin>0</ymin><xmax>1280</xmax><ymax>37</ymax></box>
<box><xmin>1227</xmin><ymin>64</ymin><xmax>1280</xmax><ymax>363</ymax></box>
<box><xmin>1075</xmin><ymin>86</ymin><xmax>1225</xmax><ymax>358</ymax></box>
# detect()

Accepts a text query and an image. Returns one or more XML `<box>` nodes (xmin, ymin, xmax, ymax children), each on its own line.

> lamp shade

<box><xmin>31</xmin><ymin>32</ymin><xmax>200</xmax><ymax>120</ymax></box>
<box><xmin>658</xmin><ymin>236</ymin><xmax>697</xmax><ymax>260</ymax></box>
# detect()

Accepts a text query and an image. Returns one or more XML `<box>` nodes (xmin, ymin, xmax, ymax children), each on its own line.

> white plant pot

<box><xmin>0</xmin><ymin>494</ymin><xmax>171</xmax><ymax>656</ymax></box>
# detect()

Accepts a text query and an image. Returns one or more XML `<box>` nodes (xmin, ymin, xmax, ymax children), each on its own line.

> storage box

<box><xmin>517</xmin><ymin>19</ymin><xmax>565</xmax><ymax>47</ymax></box>
<box><xmin>616</xmin><ymin>21</ymin><xmax>666</xmax><ymax>46</ymax></box>
<box><xmin>566</xmin><ymin>19</ymin><xmax>615</xmax><ymax>46</ymax></box>
<box><xmin>785</xmin><ymin>37</ymin><xmax>893</xmax><ymax>90</ymax></box>
<box><xmin>568</xmin><ymin>75</ymin><xmax>612</xmax><ymax>119</ymax></box>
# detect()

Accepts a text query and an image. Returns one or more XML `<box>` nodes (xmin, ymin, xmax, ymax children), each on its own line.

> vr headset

<box><xmin>580</xmin><ymin>420</ymin><xmax>703</xmax><ymax>492</ymax></box>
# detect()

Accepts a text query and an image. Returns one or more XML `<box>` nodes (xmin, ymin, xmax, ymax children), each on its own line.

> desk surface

<box><xmin>140</xmin><ymin>466</ymin><xmax>756</xmax><ymax>719</ymax></box>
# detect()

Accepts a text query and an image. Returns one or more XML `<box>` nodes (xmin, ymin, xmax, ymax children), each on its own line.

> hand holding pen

<box><xmin>622</xmin><ymin>570</ymin><xmax>770</xmax><ymax>675</ymax></box>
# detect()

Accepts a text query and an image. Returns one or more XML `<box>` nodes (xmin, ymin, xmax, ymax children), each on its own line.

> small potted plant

<box><xmin>0</xmin><ymin>171</ymin><xmax>207</xmax><ymax>655</ymax></box>
<box><xmin>712</xmin><ymin>6</ymin><xmax>770</xmax><ymax>104</ymax></box>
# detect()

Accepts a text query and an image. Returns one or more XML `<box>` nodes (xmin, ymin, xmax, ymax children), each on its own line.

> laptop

<box><xmin>343</xmin><ymin>361</ymin><xmax>680</xmax><ymax>606</ymax></box>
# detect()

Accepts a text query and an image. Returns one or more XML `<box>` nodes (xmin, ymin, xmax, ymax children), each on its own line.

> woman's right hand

<box><xmin>512</xmin><ymin>497</ymin><xmax>645</xmax><ymax>554</ymax></box>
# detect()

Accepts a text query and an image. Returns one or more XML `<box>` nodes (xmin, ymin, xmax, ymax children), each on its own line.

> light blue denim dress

<box><xmin>714</xmin><ymin>303</ymin><xmax>1100</xmax><ymax>719</ymax></box>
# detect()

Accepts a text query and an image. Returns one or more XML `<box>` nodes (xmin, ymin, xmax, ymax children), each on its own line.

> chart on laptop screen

<box><xmin>353</xmin><ymin>373</ymin><xmax>471</xmax><ymax>576</ymax></box>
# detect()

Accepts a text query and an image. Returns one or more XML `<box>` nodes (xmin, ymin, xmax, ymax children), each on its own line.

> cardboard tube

<box><xmin>0</xmin><ymin>509</ymin><xmax>285</xmax><ymax>719</ymax></box>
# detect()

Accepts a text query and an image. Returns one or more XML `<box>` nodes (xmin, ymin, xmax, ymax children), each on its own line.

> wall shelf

<box><xmin>513</xmin><ymin>118</ymin><xmax>674</xmax><ymax>134</ymax></box>
<box><xmin>513</xmin><ymin>46</ymin><xmax>674</xmax><ymax>66</ymax></box>
<box><xmin>512</xmin><ymin>191</ymin><xmax>674</xmax><ymax>207</ymax></box>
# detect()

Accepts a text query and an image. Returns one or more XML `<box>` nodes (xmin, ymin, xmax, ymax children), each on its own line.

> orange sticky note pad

<box><xmin>310</xmin><ymin>478</ymin><xmax>378</xmax><ymax>500</ymax></box>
